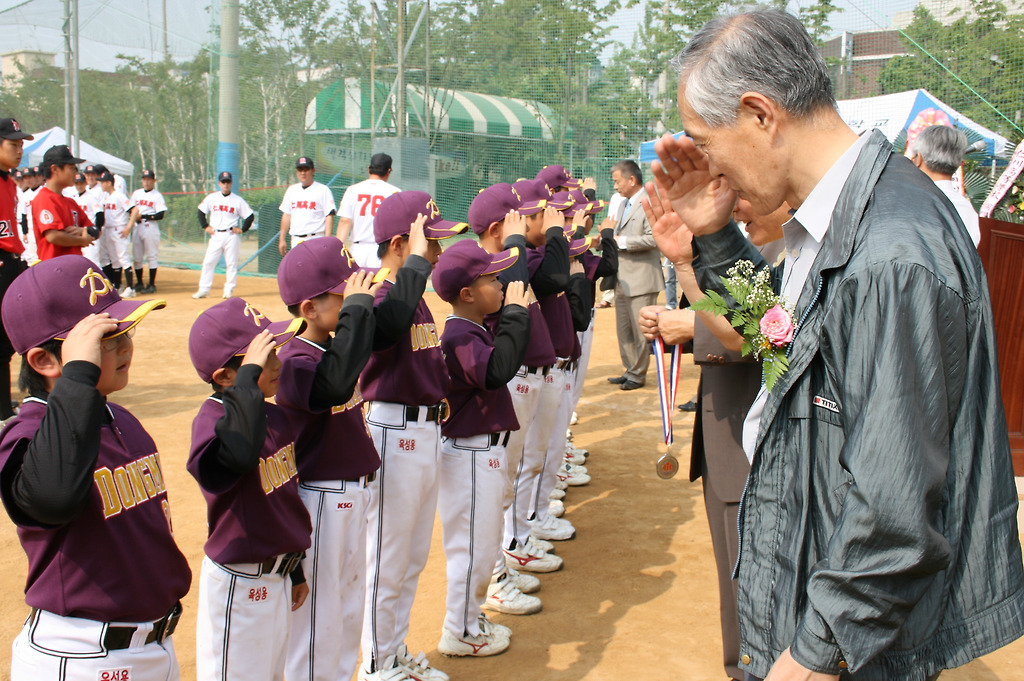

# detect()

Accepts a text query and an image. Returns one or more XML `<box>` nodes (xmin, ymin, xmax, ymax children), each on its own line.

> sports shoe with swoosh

<box><xmin>483</xmin><ymin>574</ymin><xmax>542</xmax><ymax>615</ymax></box>
<box><xmin>438</xmin><ymin>626</ymin><xmax>509</xmax><ymax>657</ymax></box>
<box><xmin>504</xmin><ymin>539</ymin><xmax>563</xmax><ymax>573</ymax></box>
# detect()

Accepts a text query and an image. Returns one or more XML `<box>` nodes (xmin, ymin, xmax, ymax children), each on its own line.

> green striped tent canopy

<box><xmin>305</xmin><ymin>78</ymin><xmax>568</xmax><ymax>140</ymax></box>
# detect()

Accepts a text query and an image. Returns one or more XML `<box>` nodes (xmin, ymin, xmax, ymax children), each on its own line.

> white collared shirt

<box><xmin>741</xmin><ymin>133</ymin><xmax>870</xmax><ymax>462</ymax></box>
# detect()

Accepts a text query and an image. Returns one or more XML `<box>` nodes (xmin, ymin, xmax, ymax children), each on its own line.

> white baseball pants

<box><xmin>361</xmin><ymin>401</ymin><xmax>441</xmax><ymax>670</ymax></box>
<box><xmin>533</xmin><ymin>364</ymin><xmax>575</xmax><ymax>521</ymax></box>
<box><xmin>82</xmin><ymin>242</ymin><xmax>103</xmax><ymax>268</ymax></box>
<box><xmin>290</xmin><ymin>232</ymin><xmax>324</xmax><ymax>249</ymax></box>
<box><xmin>500</xmin><ymin>367</ymin><xmax>546</xmax><ymax>557</ymax></box>
<box><xmin>133</xmin><ymin>223</ymin><xmax>160</xmax><ymax>269</ymax></box>
<box><xmin>98</xmin><ymin>225</ymin><xmax>132</xmax><ymax>270</ymax></box>
<box><xmin>514</xmin><ymin>368</ymin><xmax>564</xmax><ymax>533</ymax></box>
<box><xmin>286</xmin><ymin>478</ymin><xmax>371</xmax><ymax>681</ymax></box>
<box><xmin>569</xmin><ymin>315</ymin><xmax>595</xmax><ymax>413</ymax></box>
<box><xmin>439</xmin><ymin>433</ymin><xmax>508</xmax><ymax>637</ymax></box>
<box><xmin>197</xmin><ymin>231</ymin><xmax>240</xmax><ymax>296</ymax></box>
<box><xmin>11</xmin><ymin>609</ymin><xmax>180</xmax><ymax>681</ymax></box>
<box><xmin>195</xmin><ymin>556</ymin><xmax>292</xmax><ymax>681</ymax></box>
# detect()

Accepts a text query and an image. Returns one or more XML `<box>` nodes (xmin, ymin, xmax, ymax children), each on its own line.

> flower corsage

<box><xmin>690</xmin><ymin>260</ymin><xmax>795</xmax><ymax>391</ymax></box>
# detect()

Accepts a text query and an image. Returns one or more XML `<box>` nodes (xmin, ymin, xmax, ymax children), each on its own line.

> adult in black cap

<box><xmin>126</xmin><ymin>169</ymin><xmax>168</xmax><ymax>294</ymax></box>
<box><xmin>0</xmin><ymin>117</ymin><xmax>33</xmax><ymax>421</ymax></box>
<box><xmin>336</xmin><ymin>152</ymin><xmax>399</xmax><ymax>267</ymax></box>
<box><xmin>277</xmin><ymin>155</ymin><xmax>337</xmax><ymax>256</ymax></box>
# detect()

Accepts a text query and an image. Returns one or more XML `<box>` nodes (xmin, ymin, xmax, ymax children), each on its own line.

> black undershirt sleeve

<box><xmin>373</xmin><ymin>255</ymin><xmax>431</xmax><ymax>351</ymax></box>
<box><xmin>484</xmin><ymin>305</ymin><xmax>531</xmax><ymax>389</ymax></box>
<box><xmin>497</xmin><ymin>235</ymin><xmax>530</xmax><ymax>289</ymax></box>
<box><xmin>197</xmin><ymin>209</ymin><xmax>209</xmax><ymax>229</ymax></box>
<box><xmin>530</xmin><ymin>227</ymin><xmax>570</xmax><ymax>296</ymax></box>
<box><xmin>146</xmin><ymin>210</ymin><xmax>166</xmax><ymax>222</ymax></box>
<box><xmin>309</xmin><ymin>294</ymin><xmax>376</xmax><ymax>411</ymax></box>
<box><xmin>594</xmin><ymin>228</ymin><xmax>619</xmax><ymax>278</ymax></box>
<box><xmin>566</xmin><ymin>273</ymin><xmax>593</xmax><ymax>332</ymax></box>
<box><xmin>4</xmin><ymin>361</ymin><xmax>104</xmax><ymax>527</ymax></box>
<box><xmin>241</xmin><ymin>214</ymin><xmax>255</xmax><ymax>232</ymax></box>
<box><xmin>583</xmin><ymin>188</ymin><xmax>597</xmax><ymax>202</ymax></box>
<box><xmin>211</xmin><ymin>364</ymin><xmax>268</xmax><ymax>476</ymax></box>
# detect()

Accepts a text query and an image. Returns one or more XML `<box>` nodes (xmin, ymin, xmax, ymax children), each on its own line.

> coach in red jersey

<box><xmin>31</xmin><ymin>145</ymin><xmax>95</xmax><ymax>261</ymax></box>
<box><xmin>0</xmin><ymin>118</ymin><xmax>32</xmax><ymax>422</ymax></box>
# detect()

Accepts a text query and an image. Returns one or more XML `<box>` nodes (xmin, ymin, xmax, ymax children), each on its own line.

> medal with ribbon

<box><xmin>652</xmin><ymin>336</ymin><xmax>682</xmax><ymax>479</ymax></box>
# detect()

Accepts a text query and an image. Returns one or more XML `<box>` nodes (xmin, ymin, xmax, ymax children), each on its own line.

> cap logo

<box><xmin>243</xmin><ymin>302</ymin><xmax>266</xmax><ymax>326</ymax></box>
<box><xmin>510</xmin><ymin>186</ymin><xmax>522</xmax><ymax>201</ymax></box>
<box><xmin>341</xmin><ymin>246</ymin><xmax>355</xmax><ymax>269</ymax></box>
<box><xmin>11</xmin><ymin>120</ymin><xmax>20</xmax><ymax>132</ymax></box>
<box><xmin>427</xmin><ymin>199</ymin><xmax>441</xmax><ymax>219</ymax></box>
<box><xmin>80</xmin><ymin>267</ymin><xmax>113</xmax><ymax>306</ymax></box>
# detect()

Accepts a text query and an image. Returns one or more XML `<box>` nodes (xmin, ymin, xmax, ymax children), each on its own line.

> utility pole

<box><xmin>396</xmin><ymin>0</ymin><xmax>405</xmax><ymax>138</ymax></box>
<box><xmin>216</xmin><ymin>0</ymin><xmax>240</xmax><ymax>182</ymax></box>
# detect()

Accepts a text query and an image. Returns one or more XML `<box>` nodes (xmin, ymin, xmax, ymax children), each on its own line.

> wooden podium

<box><xmin>978</xmin><ymin>217</ymin><xmax>1024</xmax><ymax>475</ymax></box>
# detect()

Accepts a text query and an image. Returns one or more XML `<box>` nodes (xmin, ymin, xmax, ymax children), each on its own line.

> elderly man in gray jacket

<box><xmin>647</xmin><ymin>9</ymin><xmax>1024</xmax><ymax>681</ymax></box>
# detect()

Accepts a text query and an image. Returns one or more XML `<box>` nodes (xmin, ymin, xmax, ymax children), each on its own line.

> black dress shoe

<box><xmin>607</xmin><ymin>375</ymin><xmax>627</xmax><ymax>385</ymax></box>
<box><xmin>620</xmin><ymin>380</ymin><xmax>643</xmax><ymax>391</ymax></box>
<box><xmin>677</xmin><ymin>399</ymin><xmax>698</xmax><ymax>412</ymax></box>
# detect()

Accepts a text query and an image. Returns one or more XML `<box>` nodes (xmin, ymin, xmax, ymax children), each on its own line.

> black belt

<box><xmin>405</xmin><ymin>402</ymin><xmax>449</xmax><ymax>424</ymax></box>
<box><xmin>215</xmin><ymin>229</ymin><xmax>231</xmax><ymax>233</ymax></box>
<box><xmin>343</xmin><ymin>471</ymin><xmax>377</xmax><ymax>486</ymax></box>
<box><xmin>258</xmin><ymin>551</ymin><xmax>305</xmax><ymax>577</ymax></box>
<box><xmin>489</xmin><ymin>431</ymin><xmax>511</xmax><ymax>447</ymax></box>
<box><xmin>525</xmin><ymin>365</ymin><xmax>552</xmax><ymax>376</ymax></box>
<box><xmin>293</xmin><ymin>232</ymin><xmax>321</xmax><ymax>239</ymax></box>
<box><xmin>101</xmin><ymin>601</ymin><xmax>183</xmax><ymax>650</ymax></box>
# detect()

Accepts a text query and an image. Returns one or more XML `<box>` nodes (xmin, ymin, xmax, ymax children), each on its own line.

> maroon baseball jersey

<box><xmin>188</xmin><ymin>398</ymin><xmax>311</xmax><ymax>564</ymax></box>
<box><xmin>360</xmin><ymin>280</ymin><xmax>450</xmax><ymax>406</ymax></box>
<box><xmin>276</xmin><ymin>337</ymin><xmax>380</xmax><ymax>481</ymax></box>
<box><xmin>32</xmin><ymin>186</ymin><xmax>93</xmax><ymax>261</ymax></box>
<box><xmin>440</xmin><ymin>317</ymin><xmax>519</xmax><ymax>438</ymax></box>
<box><xmin>528</xmin><ymin>245</ymin><xmax>577</xmax><ymax>359</ymax></box>
<box><xmin>0</xmin><ymin>173</ymin><xmax>25</xmax><ymax>254</ymax></box>
<box><xmin>0</xmin><ymin>398</ymin><xmax>191</xmax><ymax>622</ymax></box>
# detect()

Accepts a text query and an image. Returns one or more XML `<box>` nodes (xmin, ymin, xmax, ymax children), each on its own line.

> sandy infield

<box><xmin>0</xmin><ymin>267</ymin><xmax>1021</xmax><ymax>680</ymax></box>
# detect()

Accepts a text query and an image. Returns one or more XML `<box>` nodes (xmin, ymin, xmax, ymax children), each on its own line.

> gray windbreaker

<box><xmin>692</xmin><ymin>130</ymin><xmax>1024</xmax><ymax>680</ymax></box>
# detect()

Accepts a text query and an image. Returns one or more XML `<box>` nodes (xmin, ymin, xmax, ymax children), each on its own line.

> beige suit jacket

<box><xmin>613</xmin><ymin>187</ymin><xmax>664</xmax><ymax>297</ymax></box>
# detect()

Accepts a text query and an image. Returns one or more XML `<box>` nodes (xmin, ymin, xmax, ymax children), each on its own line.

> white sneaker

<box><xmin>438</xmin><ymin>626</ymin><xmax>509</xmax><ymax>657</ymax></box>
<box><xmin>566</xmin><ymin>441</ymin><xmax>589</xmax><ymax>459</ymax></box>
<box><xmin>504</xmin><ymin>540</ymin><xmax>563</xmax><ymax>573</ymax></box>
<box><xmin>564</xmin><ymin>449</ymin><xmax>586</xmax><ymax>466</ymax></box>
<box><xmin>527</xmin><ymin>536</ymin><xmax>556</xmax><ymax>554</ymax></box>
<box><xmin>394</xmin><ymin>645</ymin><xmax>448</xmax><ymax>681</ymax></box>
<box><xmin>570</xmin><ymin>411</ymin><xmax>578</xmax><ymax>426</ymax></box>
<box><xmin>549</xmin><ymin>487</ymin><xmax>565</xmax><ymax>501</ymax></box>
<box><xmin>479</xmin><ymin>614</ymin><xmax>512</xmax><ymax>640</ymax></box>
<box><xmin>554</xmin><ymin>477</ymin><xmax>568</xmax><ymax>491</ymax></box>
<box><xmin>549</xmin><ymin>499</ymin><xmax>565</xmax><ymax>517</ymax></box>
<box><xmin>557</xmin><ymin>462</ymin><xmax>590</xmax><ymax>486</ymax></box>
<box><xmin>501</xmin><ymin>565</ymin><xmax>540</xmax><ymax>594</ymax></box>
<box><xmin>221</xmin><ymin>291</ymin><xmax>232</xmax><ymax>299</ymax></box>
<box><xmin>191</xmin><ymin>290</ymin><xmax>209</xmax><ymax>299</ymax></box>
<box><xmin>530</xmin><ymin>514</ymin><xmax>576</xmax><ymax>541</ymax></box>
<box><xmin>484</xmin><ymin>575</ymin><xmax>542</xmax><ymax>615</ymax></box>
<box><xmin>359</xmin><ymin>655</ymin><xmax>410</xmax><ymax>681</ymax></box>
<box><xmin>120</xmin><ymin>287</ymin><xmax>136</xmax><ymax>298</ymax></box>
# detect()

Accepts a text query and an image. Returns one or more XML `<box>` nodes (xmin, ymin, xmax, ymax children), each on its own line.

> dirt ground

<box><xmin>0</xmin><ymin>267</ymin><xmax>1022</xmax><ymax>681</ymax></box>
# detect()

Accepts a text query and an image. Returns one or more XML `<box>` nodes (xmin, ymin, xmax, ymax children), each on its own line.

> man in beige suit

<box><xmin>606</xmin><ymin>160</ymin><xmax>664</xmax><ymax>390</ymax></box>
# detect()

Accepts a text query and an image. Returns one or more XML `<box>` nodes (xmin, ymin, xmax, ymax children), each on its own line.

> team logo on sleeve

<box><xmin>39</xmin><ymin>209</ymin><xmax>53</xmax><ymax>225</ymax></box>
<box><xmin>243</xmin><ymin>303</ymin><xmax>266</xmax><ymax>326</ymax></box>
<box><xmin>80</xmin><ymin>268</ymin><xmax>113</xmax><ymax>305</ymax></box>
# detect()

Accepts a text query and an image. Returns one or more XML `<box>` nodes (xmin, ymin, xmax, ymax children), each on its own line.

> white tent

<box><xmin>22</xmin><ymin>127</ymin><xmax>134</xmax><ymax>177</ymax></box>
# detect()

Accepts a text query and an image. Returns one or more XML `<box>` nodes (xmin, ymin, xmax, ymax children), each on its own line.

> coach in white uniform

<box><xmin>128</xmin><ymin>168</ymin><xmax>168</xmax><ymax>294</ymax></box>
<box><xmin>193</xmin><ymin>171</ymin><xmax>254</xmax><ymax>300</ymax></box>
<box><xmin>336</xmin><ymin>153</ymin><xmax>399</xmax><ymax>267</ymax></box>
<box><xmin>278</xmin><ymin>155</ymin><xmax>337</xmax><ymax>255</ymax></box>
<box><xmin>98</xmin><ymin>172</ymin><xmax>135</xmax><ymax>296</ymax></box>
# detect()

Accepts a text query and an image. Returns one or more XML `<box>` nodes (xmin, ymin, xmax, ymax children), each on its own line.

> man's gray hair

<box><xmin>672</xmin><ymin>9</ymin><xmax>835</xmax><ymax>127</ymax></box>
<box><xmin>912</xmin><ymin>125</ymin><xmax>968</xmax><ymax>176</ymax></box>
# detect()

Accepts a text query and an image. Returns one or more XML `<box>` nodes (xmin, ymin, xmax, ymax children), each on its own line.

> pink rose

<box><xmin>760</xmin><ymin>304</ymin><xmax>794</xmax><ymax>347</ymax></box>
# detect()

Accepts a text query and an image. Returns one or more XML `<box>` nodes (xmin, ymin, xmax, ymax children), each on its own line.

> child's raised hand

<box><xmin>407</xmin><ymin>213</ymin><xmax>429</xmax><ymax>259</ymax></box>
<box><xmin>503</xmin><ymin>280</ymin><xmax>529</xmax><ymax>309</ymax></box>
<box><xmin>62</xmin><ymin>313</ymin><xmax>120</xmax><ymax>367</ymax></box>
<box><xmin>542</xmin><ymin>205</ymin><xmax>563</xmax><ymax>232</ymax></box>
<box><xmin>240</xmin><ymin>329</ymin><xmax>276</xmax><ymax>368</ymax></box>
<box><xmin>569</xmin><ymin>259</ymin><xmax>584</xmax><ymax>276</ymax></box>
<box><xmin>599</xmin><ymin>216</ymin><xmax>616</xmax><ymax>231</ymax></box>
<box><xmin>581</xmin><ymin>177</ymin><xmax>597</xmax><ymax>192</ymax></box>
<box><xmin>571</xmin><ymin>208</ymin><xmax>587</xmax><ymax>229</ymax></box>
<box><xmin>503</xmin><ymin>210</ymin><xmax>527</xmax><ymax>239</ymax></box>
<box><xmin>345</xmin><ymin>270</ymin><xmax>383</xmax><ymax>298</ymax></box>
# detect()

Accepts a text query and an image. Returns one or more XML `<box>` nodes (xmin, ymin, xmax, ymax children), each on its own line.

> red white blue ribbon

<box><xmin>652</xmin><ymin>336</ymin><xmax>683</xmax><ymax>446</ymax></box>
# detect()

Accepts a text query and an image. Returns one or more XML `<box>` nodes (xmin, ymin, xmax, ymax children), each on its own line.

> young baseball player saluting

<box><xmin>186</xmin><ymin>298</ymin><xmax>310</xmax><ymax>681</ymax></box>
<box><xmin>359</xmin><ymin>191</ymin><xmax>466</xmax><ymax>681</ymax></box>
<box><xmin>431</xmin><ymin>239</ymin><xmax>531</xmax><ymax>657</ymax></box>
<box><xmin>0</xmin><ymin>255</ymin><xmax>191</xmax><ymax>681</ymax></box>
<box><xmin>274</xmin><ymin>238</ymin><xmax>383</xmax><ymax>681</ymax></box>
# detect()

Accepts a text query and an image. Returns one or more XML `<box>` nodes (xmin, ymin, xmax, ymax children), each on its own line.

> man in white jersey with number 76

<box><xmin>336</xmin><ymin>153</ymin><xmax>400</xmax><ymax>267</ymax></box>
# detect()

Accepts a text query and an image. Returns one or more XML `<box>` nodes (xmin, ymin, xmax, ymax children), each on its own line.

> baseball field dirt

<box><xmin>0</xmin><ymin>267</ymin><xmax>1021</xmax><ymax>680</ymax></box>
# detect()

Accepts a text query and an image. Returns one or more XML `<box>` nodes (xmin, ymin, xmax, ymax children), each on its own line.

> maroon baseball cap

<box><xmin>548</xmin><ymin>190</ymin><xmax>577</xmax><ymax>212</ymax></box>
<box><xmin>0</xmin><ymin>118</ymin><xmax>33</xmax><ymax>141</ymax></box>
<box><xmin>188</xmin><ymin>298</ymin><xmax>306</xmax><ymax>382</ymax></box>
<box><xmin>373</xmin><ymin>190</ymin><xmax>468</xmax><ymax>244</ymax></box>
<box><xmin>431</xmin><ymin>239</ymin><xmax>520</xmax><ymax>303</ymax></box>
<box><xmin>568</xmin><ymin>235</ymin><xmax>595</xmax><ymax>257</ymax></box>
<box><xmin>467</xmin><ymin>183</ymin><xmax>521</xmax><ymax>235</ymax></box>
<box><xmin>277</xmin><ymin>237</ymin><xmax>386</xmax><ymax>306</ymax></box>
<box><xmin>535</xmin><ymin>164</ymin><xmax>581</xmax><ymax>191</ymax></box>
<box><xmin>565</xmin><ymin>188</ymin><xmax>606</xmax><ymax>214</ymax></box>
<box><xmin>1</xmin><ymin>255</ymin><xmax>165</xmax><ymax>354</ymax></box>
<box><xmin>510</xmin><ymin>179</ymin><xmax>551</xmax><ymax>216</ymax></box>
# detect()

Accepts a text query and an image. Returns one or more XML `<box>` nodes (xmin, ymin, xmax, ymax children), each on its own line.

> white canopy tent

<box><xmin>22</xmin><ymin>127</ymin><xmax>134</xmax><ymax>177</ymax></box>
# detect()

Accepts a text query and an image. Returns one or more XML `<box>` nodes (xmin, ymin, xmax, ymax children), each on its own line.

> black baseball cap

<box><xmin>41</xmin><ymin>145</ymin><xmax>85</xmax><ymax>168</ymax></box>
<box><xmin>296</xmin><ymin>156</ymin><xmax>314</xmax><ymax>169</ymax></box>
<box><xmin>83</xmin><ymin>164</ymin><xmax>98</xmax><ymax>175</ymax></box>
<box><xmin>0</xmin><ymin>118</ymin><xmax>33</xmax><ymax>141</ymax></box>
<box><xmin>98</xmin><ymin>172</ymin><xmax>114</xmax><ymax>184</ymax></box>
<box><xmin>141</xmin><ymin>169</ymin><xmax>156</xmax><ymax>179</ymax></box>
<box><xmin>74</xmin><ymin>172</ymin><xmax>85</xmax><ymax>183</ymax></box>
<box><xmin>92</xmin><ymin>163</ymin><xmax>108</xmax><ymax>174</ymax></box>
<box><xmin>218</xmin><ymin>171</ymin><xmax>232</xmax><ymax>182</ymax></box>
